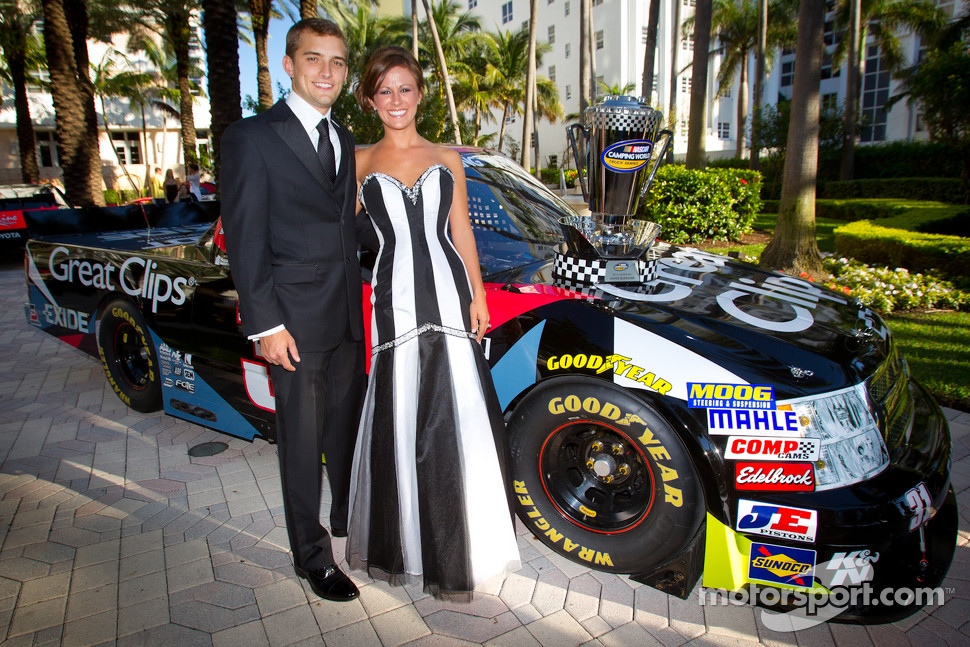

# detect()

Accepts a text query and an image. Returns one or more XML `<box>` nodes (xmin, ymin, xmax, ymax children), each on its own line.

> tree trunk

<box><xmin>204</xmin><ymin>0</ymin><xmax>243</xmax><ymax>187</ymax></box>
<box><xmin>9</xmin><ymin>51</ymin><xmax>39</xmax><ymax>184</ymax></box>
<box><xmin>579</xmin><ymin>0</ymin><xmax>591</xmax><ymax>112</ymax></box>
<box><xmin>498</xmin><ymin>103</ymin><xmax>509</xmax><ymax>153</ymax></box>
<box><xmin>300</xmin><ymin>0</ymin><xmax>315</xmax><ymax>19</ymax></box>
<box><xmin>839</xmin><ymin>0</ymin><xmax>861</xmax><ymax>181</ymax></box>
<box><xmin>251</xmin><ymin>0</ymin><xmax>273</xmax><ymax>111</ymax></box>
<box><xmin>686</xmin><ymin>0</ymin><xmax>712</xmax><ymax>169</ymax></box>
<box><xmin>411</xmin><ymin>0</ymin><xmax>419</xmax><ymax>59</ymax></box>
<box><xmin>41</xmin><ymin>0</ymin><xmax>101</xmax><ymax>206</ymax></box>
<box><xmin>667</xmin><ymin>0</ymin><xmax>681</xmax><ymax>162</ymax></box>
<box><xmin>736</xmin><ymin>55</ymin><xmax>748</xmax><ymax>159</ymax></box>
<box><xmin>64</xmin><ymin>0</ymin><xmax>102</xmax><ymax>203</ymax></box>
<box><xmin>750</xmin><ymin>0</ymin><xmax>767</xmax><ymax>170</ymax></box>
<box><xmin>521</xmin><ymin>0</ymin><xmax>537</xmax><ymax>173</ymax></box>
<box><xmin>760</xmin><ymin>0</ymin><xmax>825</xmax><ymax>276</ymax></box>
<box><xmin>166</xmin><ymin>9</ymin><xmax>197</xmax><ymax>165</ymax></box>
<box><xmin>641</xmin><ymin>0</ymin><xmax>661</xmax><ymax>101</ymax></box>
<box><xmin>421</xmin><ymin>0</ymin><xmax>461</xmax><ymax>143</ymax></box>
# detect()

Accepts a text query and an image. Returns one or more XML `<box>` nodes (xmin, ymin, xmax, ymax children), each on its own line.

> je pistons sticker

<box><xmin>601</xmin><ymin>140</ymin><xmax>654</xmax><ymax>173</ymax></box>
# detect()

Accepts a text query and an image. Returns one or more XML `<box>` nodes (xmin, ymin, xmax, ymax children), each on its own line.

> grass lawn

<box><xmin>885</xmin><ymin>310</ymin><xmax>970</xmax><ymax>412</ymax></box>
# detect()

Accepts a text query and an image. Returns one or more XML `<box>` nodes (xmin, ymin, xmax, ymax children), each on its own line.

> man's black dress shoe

<box><xmin>331</xmin><ymin>527</ymin><xmax>348</xmax><ymax>538</ymax></box>
<box><xmin>295</xmin><ymin>564</ymin><xmax>359</xmax><ymax>601</ymax></box>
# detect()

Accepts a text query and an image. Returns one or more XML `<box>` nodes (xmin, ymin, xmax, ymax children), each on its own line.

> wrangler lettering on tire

<box><xmin>508</xmin><ymin>376</ymin><xmax>703</xmax><ymax>573</ymax></box>
<box><xmin>96</xmin><ymin>300</ymin><xmax>162</xmax><ymax>413</ymax></box>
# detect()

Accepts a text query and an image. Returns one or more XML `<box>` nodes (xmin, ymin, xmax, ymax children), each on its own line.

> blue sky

<box><xmin>237</xmin><ymin>18</ymin><xmax>291</xmax><ymax>115</ymax></box>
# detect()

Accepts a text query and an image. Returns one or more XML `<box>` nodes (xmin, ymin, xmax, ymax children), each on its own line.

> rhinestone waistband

<box><xmin>371</xmin><ymin>322</ymin><xmax>475</xmax><ymax>355</ymax></box>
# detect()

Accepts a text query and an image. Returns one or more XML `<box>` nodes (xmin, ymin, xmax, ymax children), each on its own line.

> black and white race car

<box><xmin>22</xmin><ymin>148</ymin><xmax>956</xmax><ymax>622</ymax></box>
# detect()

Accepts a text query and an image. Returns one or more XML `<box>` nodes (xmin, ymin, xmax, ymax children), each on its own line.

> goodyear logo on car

<box><xmin>601</xmin><ymin>140</ymin><xmax>654</xmax><ymax>172</ymax></box>
<box><xmin>748</xmin><ymin>542</ymin><xmax>816</xmax><ymax>589</ymax></box>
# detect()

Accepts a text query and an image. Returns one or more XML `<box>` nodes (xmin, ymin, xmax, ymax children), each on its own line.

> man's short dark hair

<box><xmin>285</xmin><ymin>18</ymin><xmax>347</xmax><ymax>58</ymax></box>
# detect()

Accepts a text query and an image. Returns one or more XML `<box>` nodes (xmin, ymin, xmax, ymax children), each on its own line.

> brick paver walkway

<box><xmin>0</xmin><ymin>261</ymin><xmax>967</xmax><ymax>646</ymax></box>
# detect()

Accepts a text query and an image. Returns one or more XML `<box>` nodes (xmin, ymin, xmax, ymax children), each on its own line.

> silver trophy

<box><xmin>566</xmin><ymin>95</ymin><xmax>671</xmax><ymax>260</ymax></box>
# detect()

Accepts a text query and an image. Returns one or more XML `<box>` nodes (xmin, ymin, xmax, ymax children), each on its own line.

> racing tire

<box><xmin>96</xmin><ymin>299</ymin><xmax>162</xmax><ymax>413</ymax></box>
<box><xmin>508</xmin><ymin>376</ymin><xmax>703</xmax><ymax>574</ymax></box>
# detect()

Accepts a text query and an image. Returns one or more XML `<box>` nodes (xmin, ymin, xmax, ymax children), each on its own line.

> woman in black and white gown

<box><xmin>347</xmin><ymin>45</ymin><xmax>520</xmax><ymax>600</ymax></box>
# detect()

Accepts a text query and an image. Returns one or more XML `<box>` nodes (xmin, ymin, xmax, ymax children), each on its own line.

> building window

<box><xmin>683</xmin><ymin>0</ymin><xmax>696</xmax><ymax>6</ymax></box>
<box><xmin>565</xmin><ymin>1</ymin><xmax>570</xmax><ymax>16</ymax></box>
<box><xmin>596</xmin><ymin>30</ymin><xmax>604</xmax><ymax>50</ymax></box>
<box><xmin>820</xmin><ymin>52</ymin><xmax>840</xmax><ymax>80</ymax></box>
<box><xmin>682</xmin><ymin>33</ymin><xmax>694</xmax><ymax>51</ymax></box>
<box><xmin>522</xmin><ymin>21</ymin><xmax>528</xmax><ymax>31</ymax></box>
<box><xmin>860</xmin><ymin>46</ymin><xmax>890</xmax><ymax>142</ymax></box>
<box><xmin>821</xmin><ymin>92</ymin><xmax>838</xmax><ymax>113</ymax></box>
<box><xmin>780</xmin><ymin>60</ymin><xmax>794</xmax><ymax>87</ymax></box>
<box><xmin>112</xmin><ymin>132</ymin><xmax>141</xmax><ymax>165</ymax></box>
<box><xmin>566</xmin><ymin>85</ymin><xmax>572</xmax><ymax>100</ymax></box>
<box><xmin>565</xmin><ymin>42</ymin><xmax>571</xmax><ymax>58</ymax></box>
<box><xmin>681</xmin><ymin>76</ymin><xmax>691</xmax><ymax>93</ymax></box>
<box><xmin>469</xmin><ymin>0</ymin><xmax>477</xmax><ymax>8</ymax></box>
<box><xmin>594</xmin><ymin>0</ymin><xmax>603</xmax><ymax>6</ymax></box>
<box><xmin>549</xmin><ymin>65</ymin><xmax>556</xmax><ymax>83</ymax></box>
<box><xmin>502</xmin><ymin>1</ymin><xmax>512</xmax><ymax>24</ymax></box>
<box><xmin>548</xmin><ymin>25</ymin><xmax>555</xmax><ymax>44</ymax></box>
<box><xmin>37</xmin><ymin>131</ymin><xmax>58</xmax><ymax>167</ymax></box>
<box><xmin>717</xmin><ymin>122</ymin><xmax>730</xmax><ymax>139</ymax></box>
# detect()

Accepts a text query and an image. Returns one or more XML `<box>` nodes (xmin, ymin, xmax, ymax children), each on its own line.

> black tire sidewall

<box><xmin>508</xmin><ymin>376</ymin><xmax>703</xmax><ymax>574</ymax></box>
<box><xmin>96</xmin><ymin>299</ymin><xmax>162</xmax><ymax>413</ymax></box>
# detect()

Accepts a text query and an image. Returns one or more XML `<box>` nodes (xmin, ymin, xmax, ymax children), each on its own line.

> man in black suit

<box><xmin>219</xmin><ymin>18</ymin><xmax>364</xmax><ymax>602</ymax></box>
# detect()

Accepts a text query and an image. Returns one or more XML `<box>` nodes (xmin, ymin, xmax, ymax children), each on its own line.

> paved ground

<box><xmin>0</xmin><ymin>259</ymin><xmax>968</xmax><ymax>647</ymax></box>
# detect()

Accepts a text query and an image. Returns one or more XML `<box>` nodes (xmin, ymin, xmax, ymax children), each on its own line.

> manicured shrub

<box><xmin>641</xmin><ymin>165</ymin><xmax>762</xmax><ymax>244</ymax></box>
<box><xmin>823</xmin><ymin>178</ymin><xmax>965</xmax><ymax>203</ymax></box>
<box><xmin>821</xmin><ymin>257</ymin><xmax>968</xmax><ymax>312</ymax></box>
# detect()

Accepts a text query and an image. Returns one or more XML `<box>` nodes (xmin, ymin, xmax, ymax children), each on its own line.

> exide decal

<box><xmin>737</xmin><ymin>499</ymin><xmax>818</xmax><ymax>542</ymax></box>
<box><xmin>748</xmin><ymin>542</ymin><xmax>816</xmax><ymax>589</ymax></box>
<box><xmin>725</xmin><ymin>436</ymin><xmax>820</xmax><ymax>461</ymax></box>
<box><xmin>706</xmin><ymin>408</ymin><xmax>803</xmax><ymax>436</ymax></box>
<box><xmin>735</xmin><ymin>462</ymin><xmax>815</xmax><ymax>491</ymax></box>
<box><xmin>688</xmin><ymin>382</ymin><xmax>775</xmax><ymax>409</ymax></box>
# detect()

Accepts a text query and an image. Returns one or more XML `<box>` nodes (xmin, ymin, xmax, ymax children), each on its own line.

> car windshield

<box><xmin>462</xmin><ymin>152</ymin><xmax>572</xmax><ymax>276</ymax></box>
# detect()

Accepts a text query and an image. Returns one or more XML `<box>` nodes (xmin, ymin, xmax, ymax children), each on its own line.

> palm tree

<box><xmin>579</xmin><ymin>0</ymin><xmax>592</xmax><ymax>111</ymax></box>
<box><xmin>420</xmin><ymin>0</ymin><xmax>461</xmax><ymax>142</ymax></box>
<box><xmin>700</xmin><ymin>0</ymin><xmax>796</xmax><ymax>159</ymax></box>
<box><xmin>300</xmin><ymin>0</ymin><xmax>313</xmax><ymax>19</ymax></box>
<box><xmin>248</xmin><ymin>0</ymin><xmax>297</xmax><ymax>111</ymax></box>
<box><xmin>91</xmin><ymin>48</ymin><xmax>147</xmax><ymax>192</ymax></box>
<box><xmin>0</xmin><ymin>0</ymin><xmax>43</xmax><ymax>183</ymax></box>
<box><xmin>521</xmin><ymin>0</ymin><xmax>537</xmax><ymax>173</ymax></box>
<box><xmin>598</xmin><ymin>81</ymin><xmax>637</xmax><ymax>98</ymax></box>
<box><xmin>641</xmin><ymin>0</ymin><xmax>661</xmax><ymax>101</ymax></box>
<box><xmin>686</xmin><ymin>0</ymin><xmax>713</xmax><ymax>168</ymax></box>
<box><xmin>484</xmin><ymin>29</ymin><xmax>529</xmax><ymax>154</ymax></box>
<box><xmin>130</xmin><ymin>0</ymin><xmax>206</xmax><ymax>166</ymax></box>
<box><xmin>835</xmin><ymin>0</ymin><xmax>945</xmax><ymax>180</ymax></box>
<box><xmin>41</xmin><ymin>0</ymin><xmax>103</xmax><ymax>205</ymax></box>
<box><xmin>202</xmin><ymin>0</ymin><xmax>242</xmax><ymax>186</ymax></box>
<box><xmin>760</xmin><ymin>0</ymin><xmax>825</xmax><ymax>275</ymax></box>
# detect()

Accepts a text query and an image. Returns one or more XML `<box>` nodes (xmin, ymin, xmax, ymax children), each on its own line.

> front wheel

<box><xmin>508</xmin><ymin>377</ymin><xmax>703</xmax><ymax>574</ymax></box>
<box><xmin>96</xmin><ymin>299</ymin><xmax>162</xmax><ymax>413</ymax></box>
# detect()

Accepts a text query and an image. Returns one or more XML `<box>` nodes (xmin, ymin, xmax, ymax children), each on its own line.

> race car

<box><xmin>1</xmin><ymin>183</ymin><xmax>70</xmax><ymax>250</ymax></box>
<box><xmin>22</xmin><ymin>148</ymin><xmax>955</xmax><ymax>622</ymax></box>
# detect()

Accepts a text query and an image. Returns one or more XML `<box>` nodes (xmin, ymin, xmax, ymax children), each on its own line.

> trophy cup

<box><xmin>557</xmin><ymin>95</ymin><xmax>672</xmax><ymax>285</ymax></box>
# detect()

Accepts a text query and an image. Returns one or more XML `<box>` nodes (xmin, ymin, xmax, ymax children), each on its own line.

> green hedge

<box><xmin>641</xmin><ymin>165</ymin><xmax>762</xmax><ymax>244</ymax></box>
<box><xmin>834</xmin><ymin>204</ymin><xmax>970</xmax><ymax>280</ymax></box>
<box><xmin>814</xmin><ymin>199</ymin><xmax>911</xmax><ymax>221</ymax></box>
<box><xmin>103</xmin><ymin>189</ymin><xmax>140</xmax><ymax>205</ymax></box>
<box><xmin>823</xmin><ymin>178</ymin><xmax>966</xmax><ymax>203</ymax></box>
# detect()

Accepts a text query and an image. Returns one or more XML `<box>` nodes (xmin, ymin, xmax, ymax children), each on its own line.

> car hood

<box><xmin>490</xmin><ymin>242</ymin><xmax>889</xmax><ymax>401</ymax></box>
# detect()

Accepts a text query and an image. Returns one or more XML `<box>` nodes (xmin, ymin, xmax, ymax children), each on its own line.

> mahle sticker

<box><xmin>601</xmin><ymin>140</ymin><xmax>654</xmax><ymax>172</ymax></box>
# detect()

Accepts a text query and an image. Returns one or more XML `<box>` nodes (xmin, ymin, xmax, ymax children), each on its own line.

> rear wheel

<box><xmin>96</xmin><ymin>300</ymin><xmax>162</xmax><ymax>413</ymax></box>
<box><xmin>508</xmin><ymin>377</ymin><xmax>703</xmax><ymax>573</ymax></box>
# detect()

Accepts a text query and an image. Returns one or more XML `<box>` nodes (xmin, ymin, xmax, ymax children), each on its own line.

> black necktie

<box><xmin>316</xmin><ymin>117</ymin><xmax>336</xmax><ymax>184</ymax></box>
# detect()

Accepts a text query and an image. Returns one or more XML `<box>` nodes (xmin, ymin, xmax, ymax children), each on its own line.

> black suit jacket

<box><xmin>220</xmin><ymin>101</ymin><xmax>364</xmax><ymax>352</ymax></box>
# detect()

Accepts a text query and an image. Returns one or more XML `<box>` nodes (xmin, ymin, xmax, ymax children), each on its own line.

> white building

<box><xmin>0</xmin><ymin>28</ymin><xmax>211</xmax><ymax>193</ymax></box>
<box><xmin>465</xmin><ymin>0</ymin><xmax>960</xmax><ymax>169</ymax></box>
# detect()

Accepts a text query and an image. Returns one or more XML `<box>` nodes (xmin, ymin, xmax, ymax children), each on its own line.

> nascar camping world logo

<box><xmin>601</xmin><ymin>140</ymin><xmax>654</xmax><ymax>172</ymax></box>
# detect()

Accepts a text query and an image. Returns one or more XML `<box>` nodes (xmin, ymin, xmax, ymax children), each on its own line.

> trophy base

<box><xmin>553</xmin><ymin>250</ymin><xmax>660</xmax><ymax>285</ymax></box>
